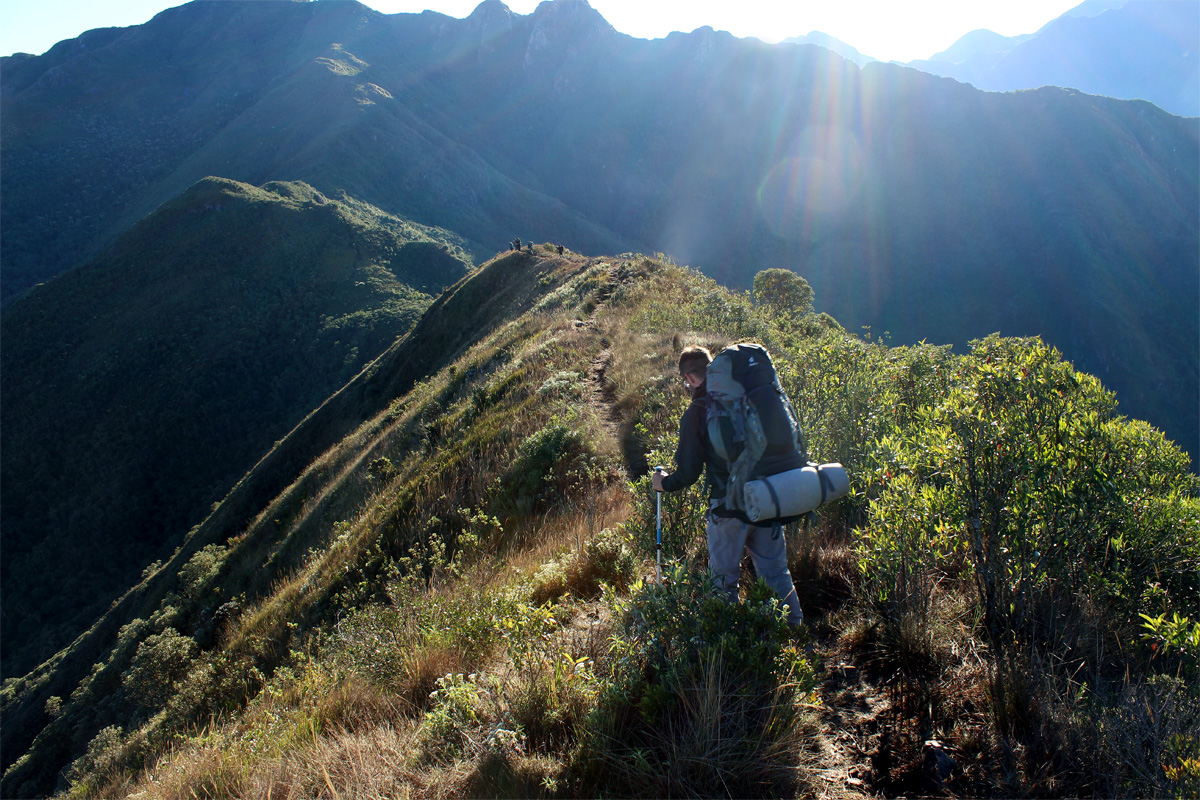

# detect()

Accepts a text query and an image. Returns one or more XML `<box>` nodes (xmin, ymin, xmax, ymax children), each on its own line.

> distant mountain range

<box><xmin>782</xmin><ymin>1</ymin><xmax>1198</xmax><ymax>118</ymax></box>
<box><xmin>908</xmin><ymin>0</ymin><xmax>1198</xmax><ymax>117</ymax></box>
<box><xmin>1</xmin><ymin>0</ymin><xmax>1196</xmax><ymax>674</ymax></box>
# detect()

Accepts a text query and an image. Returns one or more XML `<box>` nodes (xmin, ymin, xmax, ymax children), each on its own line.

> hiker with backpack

<box><xmin>652</xmin><ymin>344</ymin><xmax>806</xmax><ymax>627</ymax></box>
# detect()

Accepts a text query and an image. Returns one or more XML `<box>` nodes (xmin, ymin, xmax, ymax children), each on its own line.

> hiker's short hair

<box><xmin>678</xmin><ymin>346</ymin><xmax>712</xmax><ymax>378</ymax></box>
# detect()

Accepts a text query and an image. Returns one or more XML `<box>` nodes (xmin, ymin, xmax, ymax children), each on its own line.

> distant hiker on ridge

<box><xmin>652</xmin><ymin>345</ymin><xmax>804</xmax><ymax>627</ymax></box>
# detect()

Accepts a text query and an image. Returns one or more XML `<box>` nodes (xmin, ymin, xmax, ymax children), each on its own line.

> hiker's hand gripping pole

<box><xmin>653</xmin><ymin>466</ymin><xmax>665</xmax><ymax>583</ymax></box>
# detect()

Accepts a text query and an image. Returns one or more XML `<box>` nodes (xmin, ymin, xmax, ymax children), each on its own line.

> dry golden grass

<box><xmin>502</xmin><ymin>484</ymin><xmax>631</xmax><ymax>574</ymax></box>
<box><xmin>110</xmin><ymin>498</ymin><xmax>638</xmax><ymax>799</ymax></box>
<box><xmin>584</xmin><ymin>651</ymin><xmax>820</xmax><ymax>799</ymax></box>
<box><xmin>253</xmin><ymin>723</ymin><xmax>424</xmax><ymax>800</ymax></box>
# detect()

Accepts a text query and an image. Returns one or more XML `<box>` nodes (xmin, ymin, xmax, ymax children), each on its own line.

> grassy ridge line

<box><xmin>0</xmin><ymin>247</ymin><xmax>596</xmax><ymax>796</ymax></box>
<box><xmin>66</xmin><ymin>253</ymin><xmax>813</xmax><ymax>798</ymax></box>
<box><xmin>8</xmin><ymin>253</ymin><xmax>1197</xmax><ymax>798</ymax></box>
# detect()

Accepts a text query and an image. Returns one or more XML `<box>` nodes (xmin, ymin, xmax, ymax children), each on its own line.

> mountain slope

<box><xmin>0</xmin><ymin>244</ymin><xmax>615</xmax><ymax>795</ymax></box>
<box><xmin>2</xmin><ymin>0</ymin><xmax>1195</xmax><ymax>467</ymax></box>
<box><xmin>0</xmin><ymin>177</ymin><xmax>472</xmax><ymax>679</ymax></box>
<box><xmin>908</xmin><ymin>0</ymin><xmax>1199</xmax><ymax>116</ymax></box>
<box><xmin>3</xmin><ymin>250</ymin><xmax>1195</xmax><ymax>799</ymax></box>
<box><xmin>0</xmin><ymin>0</ymin><xmax>630</xmax><ymax>303</ymax></box>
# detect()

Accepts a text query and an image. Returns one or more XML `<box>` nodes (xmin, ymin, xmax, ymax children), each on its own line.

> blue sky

<box><xmin>3</xmin><ymin>0</ymin><xmax>1083</xmax><ymax>62</ymax></box>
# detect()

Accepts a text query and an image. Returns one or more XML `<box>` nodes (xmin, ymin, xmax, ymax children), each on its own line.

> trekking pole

<box><xmin>653</xmin><ymin>466</ymin><xmax>665</xmax><ymax>584</ymax></box>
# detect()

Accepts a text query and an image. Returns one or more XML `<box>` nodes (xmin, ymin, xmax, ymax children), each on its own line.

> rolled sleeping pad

<box><xmin>743</xmin><ymin>463</ymin><xmax>850</xmax><ymax>522</ymax></box>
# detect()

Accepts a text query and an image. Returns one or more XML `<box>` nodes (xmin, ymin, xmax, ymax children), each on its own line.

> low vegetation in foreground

<box><xmin>4</xmin><ymin>251</ymin><xmax>1196</xmax><ymax>799</ymax></box>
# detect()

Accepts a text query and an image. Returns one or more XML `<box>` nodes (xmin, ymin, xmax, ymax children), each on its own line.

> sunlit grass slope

<box><xmin>3</xmin><ymin>250</ymin><xmax>1196</xmax><ymax>799</ymax></box>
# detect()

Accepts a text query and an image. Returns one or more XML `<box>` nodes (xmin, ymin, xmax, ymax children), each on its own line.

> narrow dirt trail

<box><xmin>585</xmin><ymin>345</ymin><xmax>622</xmax><ymax>449</ymax></box>
<box><xmin>808</xmin><ymin>640</ymin><xmax>891</xmax><ymax>798</ymax></box>
<box><xmin>579</xmin><ymin>258</ymin><xmax>639</xmax><ymax>479</ymax></box>
<box><xmin>570</xmin><ymin>255</ymin><xmax>887</xmax><ymax>798</ymax></box>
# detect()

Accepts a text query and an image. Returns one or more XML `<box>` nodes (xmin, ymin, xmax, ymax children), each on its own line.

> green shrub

<box><xmin>122</xmin><ymin>629</ymin><xmax>199</xmax><ymax>708</ymax></box>
<box><xmin>498</xmin><ymin>423</ymin><xmax>601</xmax><ymax>515</ymax></box>
<box><xmin>178</xmin><ymin>544</ymin><xmax>227</xmax><ymax>600</ymax></box>
<box><xmin>366</xmin><ymin>456</ymin><xmax>397</xmax><ymax>481</ymax></box>
<box><xmin>421</xmin><ymin>672</ymin><xmax>485</xmax><ymax>762</ymax></box>
<box><xmin>530</xmin><ymin>527</ymin><xmax>635</xmax><ymax>605</ymax></box>
<box><xmin>861</xmin><ymin>336</ymin><xmax>1198</xmax><ymax>657</ymax></box>
<box><xmin>857</xmin><ymin>335</ymin><xmax>1200</xmax><ymax>796</ymax></box>
<box><xmin>537</xmin><ymin>370</ymin><xmax>585</xmax><ymax>398</ymax></box>
<box><xmin>66</xmin><ymin>725</ymin><xmax>126</xmax><ymax>793</ymax></box>
<box><xmin>753</xmin><ymin>268</ymin><xmax>814</xmax><ymax>320</ymax></box>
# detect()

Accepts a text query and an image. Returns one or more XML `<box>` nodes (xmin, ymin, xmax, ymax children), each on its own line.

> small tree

<box><xmin>753</xmin><ymin>268</ymin><xmax>814</xmax><ymax>320</ymax></box>
<box><xmin>122</xmin><ymin>629</ymin><xmax>198</xmax><ymax>708</ymax></box>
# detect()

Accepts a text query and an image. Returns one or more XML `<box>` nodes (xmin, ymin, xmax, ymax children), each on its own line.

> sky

<box><xmin>2</xmin><ymin>0</ymin><xmax>1085</xmax><ymax>63</ymax></box>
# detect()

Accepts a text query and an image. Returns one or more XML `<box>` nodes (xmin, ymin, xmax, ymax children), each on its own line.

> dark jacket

<box><xmin>660</xmin><ymin>385</ymin><xmax>749</xmax><ymax>522</ymax></box>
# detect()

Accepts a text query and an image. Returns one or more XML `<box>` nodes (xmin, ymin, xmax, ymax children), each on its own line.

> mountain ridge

<box><xmin>3</xmin><ymin>249</ymin><xmax>1195</xmax><ymax>799</ymax></box>
<box><xmin>3</xmin><ymin>0</ymin><xmax>1194</xmax><ymax>468</ymax></box>
<box><xmin>0</xmin><ymin>177</ymin><xmax>472</xmax><ymax>678</ymax></box>
<box><xmin>0</xmin><ymin>244</ymin><xmax>609</xmax><ymax>793</ymax></box>
<box><xmin>908</xmin><ymin>0</ymin><xmax>1199</xmax><ymax>117</ymax></box>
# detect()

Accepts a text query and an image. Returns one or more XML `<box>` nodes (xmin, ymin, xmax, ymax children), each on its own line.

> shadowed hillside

<box><xmin>0</xmin><ymin>0</ymin><xmax>630</xmax><ymax>303</ymax></box>
<box><xmin>0</xmin><ymin>177</ymin><xmax>472</xmax><ymax>678</ymax></box>
<box><xmin>1</xmin><ymin>244</ymin><xmax>610</xmax><ymax>795</ymax></box>
<box><xmin>2</xmin><ymin>250</ymin><xmax>1195</xmax><ymax>799</ymax></box>
<box><xmin>2</xmin><ymin>0</ymin><xmax>1195</xmax><ymax>467</ymax></box>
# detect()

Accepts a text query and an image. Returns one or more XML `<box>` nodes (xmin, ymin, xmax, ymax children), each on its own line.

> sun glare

<box><xmin>4</xmin><ymin>0</ymin><xmax>1085</xmax><ymax>63</ymax></box>
<box><xmin>365</xmin><ymin>0</ymin><xmax>1084</xmax><ymax>61</ymax></box>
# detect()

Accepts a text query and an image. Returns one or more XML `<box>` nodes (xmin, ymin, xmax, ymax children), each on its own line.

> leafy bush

<box><xmin>178</xmin><ymin>544</ymin><xmax>227</xmax><ymax>600</ymax></box>
<box><xmin>856</xmin><ymin>334</ymin><xmax>1200</xmax><ymax>796</ymax></box>
<box><xmin>536</xmin><ymin>370</ymin><xmax>585</xmax><ymax>398</ymax></box>
<box><xmin>66</xmin><ymin>726</ymin><xmax>127</xmax><ymax>794</ymax></box>
<box><xmin>530</xmin><ymin>526</ymin><xmax>635</xmax><ymax>605</ymax></box>
<box><xmin>421</xmin><ymin>672</ymin><xmax>485</xmax><ymax>762</ymax></box>
<box><xmin>498</xmin><ymin>423</ymin><xmax>603</xmax><ymax>515</ymax></box>
<box><xmin>753</xmin><ymin>268</ymin><xmax>814</xmax><ymax>320</ymax></box>
<box><xmin>122</xmin><ymin>629</ymin><xmax>199</xmax><ymax>708</ymax></box>
<box><xmin>861</xmin><ymin>336</ymin><xmax>1198</xmax><ymax>656</ymax></box>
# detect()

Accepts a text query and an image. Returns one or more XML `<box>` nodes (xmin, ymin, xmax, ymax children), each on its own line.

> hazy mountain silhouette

<box><xmin>909</xmin><ymin>0</ymin><xmax>1199</xmax><ymax>117</ymax></box>
<box><xmin>0</xmin><ymin>0</ymin><xmax>632</xmax><ymax>305</ymax></box>
<box><xmin>923</xmin><ymin>29</ymin><xmax>1035</xmax><ymax>67</ymax></box>
<box><xmin>782</xmin><ymin>31</ymin><xmax>876</xmax><ymax>67</ymax></box>
<box><xmin>5</xmin><ymin>1</ymin><xmax>1194</xmax><ymax>472</ymax></box>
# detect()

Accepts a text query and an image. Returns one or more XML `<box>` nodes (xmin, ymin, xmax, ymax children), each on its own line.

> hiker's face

<box><xmin>681</xmin><ymin>371</ymin><xmax>704</xmax><ymax>395</ymax></box>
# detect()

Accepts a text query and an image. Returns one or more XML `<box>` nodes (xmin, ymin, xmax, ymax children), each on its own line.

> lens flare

<box><xmin>757</xmin><ymin>125</ymin><xmax>865</xmax><ymax>240</ymax></box>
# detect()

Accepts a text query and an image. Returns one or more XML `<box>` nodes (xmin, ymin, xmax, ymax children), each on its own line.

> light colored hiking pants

<box><xmin>706</xmin><ymin>512</ymin><xmax>803</xmax><ymax>626</ymax></box>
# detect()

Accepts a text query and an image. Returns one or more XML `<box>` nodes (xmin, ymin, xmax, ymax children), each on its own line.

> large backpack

<box><xmin>705</xmin><ymin>343</ymin><xmax>807</xmax><ymax>515</ymax></box>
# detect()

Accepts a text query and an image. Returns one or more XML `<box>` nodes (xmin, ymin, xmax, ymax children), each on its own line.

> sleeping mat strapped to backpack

<box><xmin>743</xmin><ymin>462</ymin><xmax>850</xmax><ymax>522</ymax></box>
